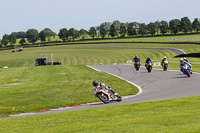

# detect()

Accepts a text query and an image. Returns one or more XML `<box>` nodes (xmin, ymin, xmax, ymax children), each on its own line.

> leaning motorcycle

<box><xmin>96</xmin><ymin>86</ymin><xmax>122</xmax><ymax>104</ymax></box>
<box><xmin>163</xmin><ymin>60</ymin><xmax>169</xmax><ymax>71</ymax></box>
<box><xmin>134</xmin><ymin>61</ymin><xmax>140</xmax><ymax>71</ymax></box>
<box><xmin>181</xmin><ymin>63</ymin><xmax>192</xmax><ymax>77</ymax></box>
<box><xmin>146</xmin><ymin>61</ymin><xmax>152</xmax><ymax>73</ymax></box>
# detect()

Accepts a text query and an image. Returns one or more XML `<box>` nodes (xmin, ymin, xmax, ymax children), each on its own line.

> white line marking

<box><xmin>178</xmin><ymin>49</ymin><xmax>187</xmax><ymax>54</ymax></box>
<box><xmin>86</xmin><ymin>65</ymin><xmax>101</xmax><ymax>72</ymax></box>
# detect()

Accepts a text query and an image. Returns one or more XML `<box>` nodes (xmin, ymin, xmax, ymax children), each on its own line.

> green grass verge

<box><xmin>7</xmin><ymin>34</ymin><xmax>200</xmax><ymax>47</ymax></box>
<box><xmin>69</xmin><ymin>34</ymin><xmax>200</xmax><ymax>43</ymax></box>
<box><xmin>0</xmin><ymin>44</ymin><xmax>199</xmax><ymax>116</ymax></box>
<box><xmin>0</xmin><ymin>65</ymin><xmax>138</xmax><ymax>116</ymax></box>
<box><xmin>1</xmin><ymin>96</ymin><xmax>200</xmax><ymax>133</ymax></box>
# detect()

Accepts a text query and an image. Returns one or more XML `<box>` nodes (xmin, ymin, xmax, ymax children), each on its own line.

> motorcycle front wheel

<box><xmin>135</xmin><ymin>65</ymin><xmax>139</xmax><ymax>71</ymax></box>
<box><xmin>164</xmin><ymin>65</ymin><xmax>167</xmax><ymax>71</ymax></box>
<box><xmin>148</xmin><ymin>68</ymin><xmax>152</xmax><ymax>72</ymax></box>
<box><xmin>98</xmin><ymin>93</ymin><xmax>110</xmax><ymax>104</ymax></box>
<box><xmin>187</xmin><ymin>71</ymin><xmax>191</xmax><ymax>77</ymax></box>
<box><xmin>117</xmin><ymin>95</ymin><xmax>122</xmax><ymax>102</ymax></box>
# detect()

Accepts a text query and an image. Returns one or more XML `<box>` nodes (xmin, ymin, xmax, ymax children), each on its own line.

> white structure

<box><xmin>154</xmin><ymin>62</ymin><xmax>160</xmax><ymax>66</ymax></box>
<box><xmin>41</xmin><ymin>54</ymin><xmax>53</xmax><ymax>65</ymax></box>
<box><xmin>126</xmin><ymin>60</ymin><xmax>132</xmax><ymax>64</ymax></box>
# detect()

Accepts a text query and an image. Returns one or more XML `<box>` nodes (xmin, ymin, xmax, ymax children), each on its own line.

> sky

<box><xmin>0</xmin><ymin>0</ymin><xmax>199</xmax><ymax>39</ymax></box>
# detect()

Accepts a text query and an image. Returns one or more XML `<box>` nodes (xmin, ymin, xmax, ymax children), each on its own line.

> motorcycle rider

<box><xmin>161</xmin><ymin>56</ymin><xmax>169</xmax><ymax>67</ymax></box>
<box><xmin>183</xmin><ymin>57</ymin><xmax>191</xmax><ymax>65</ymax></box>
<box><xmin>92</xmin><ymin>80</ymin><xmax>116</xmax><ymax>97</ymax></box>
<box><xmin>183</xmin><ymin>57</ymin><xmax>192</xmax><ymax>73</ymax></box>
<box><xmin>133</xmin><ymin>55</ymin><xmax>141</xmax><ymax>67</ymax></box>
<box><xmin>145</xmin><ymin>57</ymin><xmax>152</xmax><ymax>67</ymax></box>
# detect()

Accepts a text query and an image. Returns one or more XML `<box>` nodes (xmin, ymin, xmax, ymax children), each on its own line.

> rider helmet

<box><xmin>183</xmin><ymin>57</ymin><xmax>186</xmax><ymax>60</ymax></box>
<box><xmin>180</xmin><ymin>58</ymin><xmax>183</xmax><ymax>61</ymax></box>
<box><xmin>93</xmin><ymin>80</ymin><xmax>98</xmax><ymax>86</ymax></box>
<box><xmin>164</xmin><ymin>56</ymin><xmax>166</xmax><ymax>59</ymax></box>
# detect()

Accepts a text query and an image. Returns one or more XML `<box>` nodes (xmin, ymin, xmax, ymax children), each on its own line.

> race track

<box><xmin>4</xmin><ymin>47</ymin><xmax>200</xmax><ymax>118</ymax></box>
<box><xmin>7</xmin><ymin>64</ymin><xmax>200</xmax><ymax>117</ymax></box>
<box><xmin>89</xmin><ymin>64</ymin><xmax>200</xmax><ymax>104</ymax></box>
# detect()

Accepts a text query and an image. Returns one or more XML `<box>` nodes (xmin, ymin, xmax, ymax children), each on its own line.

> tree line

<box><xmin>0</xmin><ymin>17</ymin><xmax>200</xmax><ymax>47</ymax></box>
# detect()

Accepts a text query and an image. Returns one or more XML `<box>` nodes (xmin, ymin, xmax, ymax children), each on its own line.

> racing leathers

<box><xmin>145</xmin><ymin>58</ymin><xmax>152</xmax><ymax>67</ymax></box>
<box><xmin>93</xmin><ymin>83</ymin><xmax>116</xmax><ymax>97</ymax></box>
<box><xmin>161</xmin><ymin>58</ymin><xmax>168</xmax><ymax>67</ymax></box>
<box><xmin>133</xmin><ymin>56</ymin><xmax>141</xmax><ymax>66</ymax></box>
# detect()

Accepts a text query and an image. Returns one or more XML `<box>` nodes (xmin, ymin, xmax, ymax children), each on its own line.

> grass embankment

<box><xmin>0</xmin><ymin>44</ymin><xmax>199</xmax><ymax>116</ymax></box>
<box><xmin>0</xmin><ymin>65</ymin><xmax>137</xmax><ymax>116</ymax></box>
<box><xmin>10</xmin><ymin>34</ymin><xmax>200</xmax><ymax>46</ymax></box>
<box><xmin>69</xmin><ymin>34</ymin><xmax>200</xmax><ymax>43</ymax></box>
<box><xmin>1</xmin><ymin>96</ymin><xmax>200</xmax><ymax>133</ymax></box>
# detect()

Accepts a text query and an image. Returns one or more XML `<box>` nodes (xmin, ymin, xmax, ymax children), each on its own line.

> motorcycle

<box><xmin>134</xmin><ymin>61</ymin><xmax>140</xmax><ymax>71</ymax></box>
<box><xmin>96</xmin><ymin>85</ymin><xmax>122</xmax><ymax>104</ymax></box>
<box><xmin>146</xmin><ymin>61</ymin><xmax>152</xmax><ymax>73</ymax></box>
<box><xmin>181</xmin><ymin>63</ymin><xmax>192</xmax><ymax>77</ymax></box>
<box><xmin>162</xmin><ymin>60</ymin><xmax>169</xmax><ymax>71</ymax></box>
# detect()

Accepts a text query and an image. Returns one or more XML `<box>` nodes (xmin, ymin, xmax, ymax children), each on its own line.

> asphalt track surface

<box><xmin>68</xmin><ymin>47</ymin><xmax>186</xmax><ymax>56</ymax></box>
<box><xmin>3</xmin><ymin>47</ymin><xmax>198</xmax><ymax>118</ymax></box>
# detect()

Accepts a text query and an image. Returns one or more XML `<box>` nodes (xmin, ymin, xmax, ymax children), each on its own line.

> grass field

<box><xmin>0</xmin><ymin>34</ymin><xmax>200</xmax><ymax>132</ymax></box>
<box><xmin>72</xmin><ymin>34</ymin><xmax>200</xmax><ymax>43</ymax></box>
<box><xmin>0</xmin><ymin>45</ymin><xmax>199</xmax><ymax>116</ymax></box>
<box><xmin>1</xmin><ymin>95</ymin><xmax>200</xmax><ymax>133</ymax></box>
<box><xmin>0</xmin><ymin>45</ymin><xmax>174</xmax><ymax>116</ymax></box>
<box><xmin>0</xmin><ymin>65</ymin><xmax>138</xmax><ymax>116</ymax></box>
<box><xmin>8</xmin><ymin>34</ymin><xmax>200</xmax><ymax>47</ymax></box>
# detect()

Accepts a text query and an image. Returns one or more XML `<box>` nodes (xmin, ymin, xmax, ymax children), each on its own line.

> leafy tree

<box><xmin>101</xmin><ymin>22</ymin><xmax>111</xmax><ymax>38</ymax></box>
<box><xmin>127</xmin><ymin>23</ymin><xmax>137</xmax><ymax>37</ymax></box>
<box><xmin>138</xmin><ymin>23</ymin><xmax>147</xmax><ymax>36</ymax></box>
<box><xmin>113</xmin><ymin>20</ymin><xmax>120</xmax><ymax>37</ymax></box>
<box><xmin>8</xmin><ymin>34</ymin><xmax>16</xmax><ymax>47</ymax></box>
<box><xmin>26</xmin><ymin>29</ymin><xmax>39</xmax><ymax>44</ymax></box>
<box><xmin>89</xmin><ymin>27</ymin><xmax>96</xmax><ymax>39</ymax></box>
<box><xmin>109</xmin><ymin>24</ymin><xmax>117</xmax><ymax>37</ymax></box>
<box><xmin>19</xmin><ymin>38</ymin><xmax>26</xmax><ymax>45</ymax></box>
<box><xmin>100</xmin><ymin>23</ymin><xmax>107</xmax><ymax>38</ymax></box>
<box><xmin>154</xmin><ymin>20</ymin><xmax>160</xmax><ymax>35</ymax></box>
<box><xmin>192</xmin><ymin>18</ymin><xmax>200</xmax><ymax>33</ymax></box>
<box><xmin>1</xmin><ymin>34</ymin><xmax>9</xmax><ymax>47</ymax></box>
<box><xmin>96</xmin><ymin>26</ymin><xmax>100</xmax><ymax>38</ymax></box>
<box><xmin>180</xmin><ymin>17</ymin><xmax>192</xmax><ymax>33</ymax></box>
<box><xmin>43</xmin><ymin>28</ymin><xmax>57</xmax><ymax>42</ymax></box>
<box><xmin>69</xmin><ymin>28</ymin><xmax>79</xmax><ymax>41</ymax></box>
<box><xmin>11</xmin><ymin>31</ymin><xmax>26</xmax><ymax>39</ymax></box>
<box><xmin>39</xmin><ymin>30</ymin><xmax>46</xmax><ymax>42</ymax></box>
<box><xmin>79</xmin><ymin>29</ymin><xmax>88</xmax><ymax>40</ymax></box>
<box><xmin>160</xmin><ymin>20</ymin><xmax>169</xmax><ymax>35</ymax></box>
<box><xmin>120</xmin><ymin>23</ymin><xmax>127</xmax><ymax>37</ymax></box>
<box><xmin>58</xmin><ymin>28</ymin><xmax>68</xmax><ymax>42</ymax></box>
<box><xmin>132</xmin><ymin>22</ymin><xmax>140</xmax><ymax>29</ymax></box>
<box><xmin>113</xmin><ymin>20</ymin><xmax>120</xmax><ymax>31</ymax></box>
<box><xmin>147</xmin><ymin>22</ymin><xmax>156</xmax><ymax>36</ymax></box>
<box><xmin>169</xmin><ymin>19</ymin><xmax>181</xmax><ymax>34</ymax></box>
